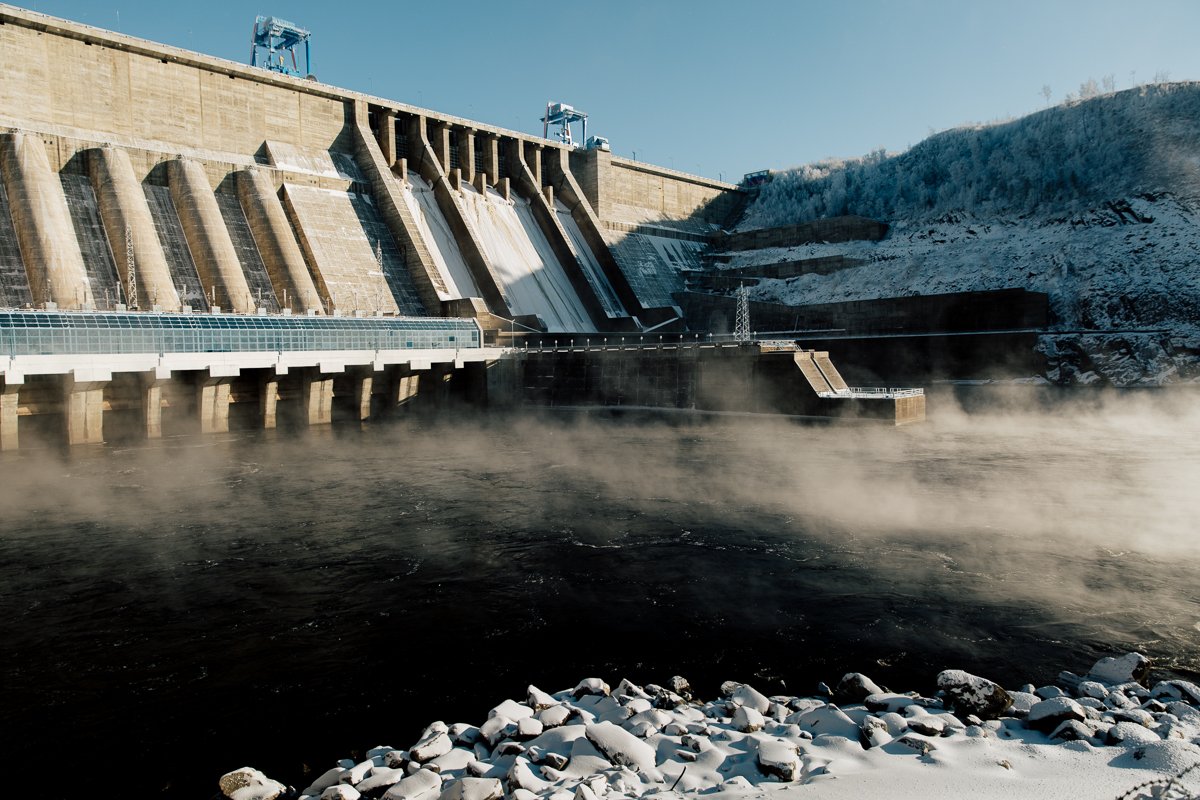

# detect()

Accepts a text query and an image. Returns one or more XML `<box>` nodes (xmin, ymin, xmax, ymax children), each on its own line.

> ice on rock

<box><xmin>614</xmin><ymin>679</ymin><xmax>651</xmax><ymax>700</ymax></box>
<box><xmin>479</xmin><ymin>716</ymin><xmax>515</xmax><ymax>747</ymax></box>
<box><xmin>1105</xmin><ymin>721</ymin><xmax>1162</xmax><ymax>746</ymax></box>
<box><xmin>219</xmin><ymin>767</ymin><xmax>287</xmax><ymax>800</ymax></box>
<box><xmin>411</xmin><ymin>732</ymin><xmax>453</xmax><ymax>763</ymax></box>
<box><xmin>449</xmin><ymin>724</ymin><xmax>481</xmax><ymax>746</ymax></box>
<box><xmin>859</xmin><ymin>715</ymin><xmax>892</xmax><ymax>748</ymax></box>
<box><xmin>491</xmin><ymin>699</ymin><xmax>535</xmax><ymax>721</ymax></box>
<box><xmin>357</xmin><ymin>767</ymin><xmax>407</xmax><ymax>793</ymax></box>
<box><xmin>755</xmin><ymin>739</ymin><xmax>800</xmax><ymax>781</ymax></box>
<box><xmin>1035</xmin><ymin>685</ymin><xmax>1068</xmax><ymax>700</ymax></box>
<box><xmin>1027</xmin><ymin>697</ymin><xmax>1087</xmax><ymax>732</ymax></box>
<box><xmin>795</xmin><ymin>704</ymin><xmax>861</xmax><ymax>740</ymax></box>
<box><xmin>1078</xmin><ymin>680</ymin><xmax>1109</xmax><ymax>699</ymax></box>
<box><xmin>937</xmin><ymin>670</ymin><xmax>1013</xmax><ymax>720</ymax></box>
<box><xmin>516</xmin><ymin>717</ymin><xmax>544</xmax><ymax>739</ymax></box>
<box><xmin>538</xmin><ymin>705</ymin><xmax>572</xmax><ymax>729</ymax></box>
<box><xmin>835</xmin><ymin>673</ymin><xmax>884</xmax><ymax>702</ymax></box>
<box><xmin>1088</xmin><ymin>652</ymin><xmax>1152</xmax><ymax>685</ymax></box>
<box><xmin>437</xmin><ymin>777</ymin><xmax>504</xmax><ymax>800</ymax></box>
<box><xmin>730</xmin><ymin>684</ymin><xmax>771</xmax><ymax>714</ymax></box>
<box><xmin>584</xmin><ymin>722</ymin><xmax>660</xmax><ymax>774</ymax></box>
<box><xmin>321</xmin><ymin>786</ymin><xmax>361</xmax><ymax>800</ymax></box>
<box><xmin>1151</xmin><ymin>680</ymin><xmax>1200</xmax><ymax>705</ymax></box>
<box><xmin>527</xmin><ymin>686</ymin><xmax>559</xmax><ymax>712</ymax></box>
<box><xmin>732</xmin><ymin>705</ymin><xmax>765</xmax><ymax>733</ymax></box>
<box><xmin>506</xmin><ymin>758</ymin><xmax>550</xmax><ymax>793</ymax></box>
<box><xmin>382</xmin><ymin>767</ymin><xmax>442</xmax><ymax>800</ymax></box>
<box><xmin>302</xmin><ymin>767</ymin><xmax>347</xmax><ymax>797</ymax></box>
<box><xmin>573</xmin><ymin>782</ymin><xmax>599</xmax><ymax>800</ymax></box>
<box><xmin>573</xmin><ymin>679</ymin><xmax>611</xmax><ymax>699</ymax></box>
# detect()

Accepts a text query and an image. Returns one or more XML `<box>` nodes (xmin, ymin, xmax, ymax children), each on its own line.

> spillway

<box><xmin>401</xmin><ymin>173</ymin><xmax>479</xmax><ymax>301</ymax></box>
<box><xmin>215</xmin><ymin>193</ymin><xmax>280</xmax><ymax>313</ymax></box>
<box><xmin>143</xmin><ymin>184</ymin><xmax>209</xmax><ymax>310</ymax></box>
<box><xmin>0</xmin><ymin>183</ymin><xmax>32</xmax><ymax>308</ymax></box>
<box><xmin>61</xmin><ymin>173</ymin><xmax>121</xmax><ymax>309</ymax></box>
<box><xmin>282</xmin><ymin>184</ymin><xmax>425</xmax><ymax>316</ymax></box>
<box><xmin>554</xmin><ymin>200</ymin><xmax>623</xmax><ymax>318</ymax></box>
<box><xmin>457</xmin><ymin>184</ymin><xmax>590</xmax><ymax>332</ymax></box>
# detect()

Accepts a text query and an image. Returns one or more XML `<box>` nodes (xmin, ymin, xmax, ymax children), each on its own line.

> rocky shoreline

<box><xmin>220</xmin><ymin>653</ymin><xmax>1200</xmax><ymax>800</ymax></box>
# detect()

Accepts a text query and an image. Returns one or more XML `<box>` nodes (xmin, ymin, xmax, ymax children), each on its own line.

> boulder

<box><xmin>835</xmin><ymin>673</ymin><xmax>884</xmax><ymax>703</ymax></box>
<box><xmin>732</xmin><ymin>705</ymin><xmax>765</xmax><ymax>733</ymax></box>
<box><xmin>859</xmin><ymin>716</ymin><xmax>891</xmax><ymax>749</ymax></box>
<box><xmin>756</xmin><ymin>740</ymin><xmax>800</xmax><ymax>781</ymax></box>
<box><xmin>490</xmin><ymin>699</ymin><xmax>534</xmax><ymax>721</ymax></box>
<box><xmin>516</xmin><ymin>717</ymin><xmax>544</xmax><ymax>740</ymax></box>
<box><xmin>219</xmin><ymin>767</ymin><xmax>286</xmax><ymax>800</ymax></box>
<box><xmin>410</xmin><ymin>732</ymin><xmax>453</xmax><ymax>764</ymax></box>
<box><xmin>795</xmin><ymin>704</ymin><xmax>860</xmax><ymax>740</ymax></box>
<box><xmin>573</xmin><ymin>678</ymin><xmax>611</xmax><ymax>699</ymax></box>
<box><xmin>537</xmin><ymin>705</ymin><xmax>572</xmax><ymax>729</ymax></box>
<box><xmin>670</xmin><ymin>676</ymin><xmax>694</xmax><ymax>701</ymax></box>
<box><xmin>614</xmin><ymin>679</ymin><xmax>650</xmax><ymax>700</ymax></box>
<box><xmin>1150</xmin><ymin>680</ymin><xmax>1200</xmax><ymax>705</ymax></box>
<box><xmin>527</xmin><ymin>686</ymin><xmax>559</xmax><ymax>712</ymax></box>
<box><xmin>357</xmin><ymin>767</ymin><xmax>406</xmax><ymax>794</ymax></box>
<box><xmin>1088</xmin><ymin>653</ymin><xmax>1152</xmax><ymax>685</ymax></box>
<box><xmin>322</xmin><ymin>787</ymin><xmax>362</xmax><ymax>800</ymax></box>
<box><xmin>1027</xmin><ymin>697</ymin><xmax>1087</xmax><ymax>733</ymax></box>
<box><xmin>644</xmin><ymin>684</ymin><xmax>687</xmax><ymax>710</ymax></box>
<box><xmin>383</xmin><ymin>768</ymin><xmax>442</xmax><ymax>800</ymax></box>
<box><xmin>584</xmin><ymin>721</ymin><xmax>657</xmax><ymax>772</ymax></box>
<box><xmin>730</xmin><ymin>684</ymin><xmax>771</xmax><ymax>714</ymax></box>
<box><xmin>936</xmin><ymin>670</ymin><xmax>1012</xmax><ymax>720</ymax></box>
<box><xmin>301</xmin><ymin>767</ymin><xmax>347</xmax><ymax>797</ymax></box>
<box><xmin>1106</xmin><ymin>721</ymin><xmax>1162</xmax><ymax>746</ymax></box>
<box><xmin>438</xmin><ymin>778</ymin><xmax>504</xmax><ymax>800</ymax></box>
<box><xmin>1048</xmin><ymin>719</ymin><xmax>1097</xmax><ymax>742</ymax></box>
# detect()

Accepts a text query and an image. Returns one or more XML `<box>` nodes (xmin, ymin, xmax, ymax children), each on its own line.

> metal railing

<box><xmin>818</xmin><ymin>387</ymin><xmax>925</xmax><ymax>399</ymax></box>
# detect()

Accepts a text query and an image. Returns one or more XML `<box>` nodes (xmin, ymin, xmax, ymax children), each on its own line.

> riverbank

<box><xmin>222</xmin><ymin>653</ymin><xmax>1200</xmax><ymax>800</ymax></box>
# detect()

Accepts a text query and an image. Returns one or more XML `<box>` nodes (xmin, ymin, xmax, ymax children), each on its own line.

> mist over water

<box><xmin>1</xmin><ymin>390</ymin><xmax>1198</xmax><ymax>799</ymax></box>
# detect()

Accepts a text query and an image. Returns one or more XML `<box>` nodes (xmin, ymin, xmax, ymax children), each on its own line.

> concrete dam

<box><xmin>0</xmin><ymin>5</ymin><xmax>922</xmax><ymax>449</ymax></box>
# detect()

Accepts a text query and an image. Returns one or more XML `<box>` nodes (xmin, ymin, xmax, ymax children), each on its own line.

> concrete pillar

<box><xmin>197</xmin><ymin>376</ymin><xmax>231</xmax><ymax>434</ymax></box>
<box><xmin>428</xmin><ymin>121</ymin><xmax>451</xmax><ymax>174</ymax></box>
<box><xmin>301</xmin><ymin>371</ymin><xmax>334</xmax><ymax>425</ymax></box>
<box><xmin>524</xmin><ymin>142</ymin><xmax>543</xmax><ymax>187</ymax></box>
<box><xmin>378</xmin><ymin>110</ymin><xmax>397</xmax><ymax>166</ymax></box>
<box><xmin>390</xmin><ymin>368</ymin><xmax>421</xmax><ymax>411</ymax></box>
<box><xmin>141</xmin><ymin>373</ymin><xmax>170</xmax><ymax>439</ymax></box>
<box><xmin>236</xmin><ymin>169</ymin><xmax>323</xmax><ymax>313</ymax></box>
<box><xmin>457</xmin><ymin>129</ymin><xmax>476</xmax><ymax>185</ymax></box>
<box><xmin>168</xmin><ymin>158</ymin><xmax>255</xmax><ymax>313</ymax></box>
<box><xmin>0</xmin><ymin>132</ymin><xmax>93</xmax><ymax>308</ymax></box>
<box><xmin>352</xmin><ymin>369</ymin><xmax>374</xmax><ymax>422</ymax></box>
<box><xmin>64</xmin><ymin>375</ymin><xmax>106</xmax><ymax>446</ymax></box>
<box><xmin>482</xmin><ymin>135</ymin><xmax>500</xmax><ymax>186</ymax></box>
<box><xmin>1</xmin><ymin>379</ymin><xmax>20</xmax><ymax>451</ymax></box>
<box><xmin>260</xmin><ymin>375</ymin><xmax>279</xmax><ymax>430</ymax></box>
<box><xmin>89</xmin><ymin>147</ymin><xmax>180</xmax><ymax>310</ymax></box>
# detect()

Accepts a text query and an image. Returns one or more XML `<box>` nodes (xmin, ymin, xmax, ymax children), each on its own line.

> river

<box><xmin>1</xmin><ymin>392</ymin><xmax>1198</xmax><ymax>798</ymax></box>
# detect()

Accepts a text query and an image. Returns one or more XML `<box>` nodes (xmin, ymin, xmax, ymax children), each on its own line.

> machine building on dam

<box><xmin>0</xmin><ymin>4</ymin><xmax>922</xmax><ymax>448</ymax></box>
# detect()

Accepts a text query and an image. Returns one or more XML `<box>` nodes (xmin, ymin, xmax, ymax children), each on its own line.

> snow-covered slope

<box><xmin>725</xmin><ymin>84</ymin><xmax>1200</xmax><ymax>385</ymax></box>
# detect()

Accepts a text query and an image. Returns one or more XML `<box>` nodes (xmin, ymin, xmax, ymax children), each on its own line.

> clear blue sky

<box><xmin>18</xmin><ymin>0</ymin><xmax>1200</xmax><ymax>182</ymax></box>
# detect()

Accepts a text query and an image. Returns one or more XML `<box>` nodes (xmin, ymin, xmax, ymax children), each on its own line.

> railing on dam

<box><xmin>0</xmin><ymin>310</ymin><xmax>482</xmax><ymax>356</ymax></box>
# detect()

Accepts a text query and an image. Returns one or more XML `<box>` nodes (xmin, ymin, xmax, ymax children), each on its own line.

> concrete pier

<box><xmin>0</xmin><ymin>133</ymin><xmax>94</xmax><ymax>308</ymax></box>
<box><xmin>197</xmin><ymin>375</ymin><xmax>232</xmax><ymax>434</ymax></box>
<box><xmin>301</xmin><ymin>370</ymin><xmax>334</xmax><ymax>426</ymax></box>
<box><xmin>1</xmin><ymin>379</ymin><xmax>19</xmax><ymax>451</ymax></box>
<box><xmin>168</xmin><ymin>159</ymin><xmax>255</xmax><ymax>314</ymax></box>
<box><xmin>64</xmin><ymin>375</ymin><xmax>105</xmax><ymax>445</ymax></box>
<box><xmin>89</xmin><ymin>147</ymin><xmax>180</xmax><ymax>310</ymax></box>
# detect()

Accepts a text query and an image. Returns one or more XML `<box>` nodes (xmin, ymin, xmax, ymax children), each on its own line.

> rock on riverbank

<box><xmin>222</xmin><ymin>654</ymin><xmax>1200</xmax><ymax>800</ymax></box>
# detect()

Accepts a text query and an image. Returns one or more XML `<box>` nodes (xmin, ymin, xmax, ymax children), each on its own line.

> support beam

<box><xmin>377</xmin><ymin>109</ymin><xmax>397</xmax><ymax>166</ymax></box>
<box><xmin>260</xmin><ymin>374</ymin><xmax>279</xmax><ymax>430</ymax></box>
<box><xmin>428</xmin><ymin>120</ymin><xmax>452</xmax><ymax>174</ymax></box>
<box><xmin>389</xmin><ymin>367</ymin><xmax>421</xmax><ymax>411</ymax></box>
<box><xmin>236</xmin><ymin>168</ymin><xmax>323</xmax><ymax>313</ymax></box>
<box><xmin>141</xmin><ymin>372</ymin><xmax>170</xmax><ymax>439</ymax></box>
<box><xmin>352</xmin><ymin>368</ymin><xmax>374</xmax><ymax>422</ymax></box>
<box><xmin>64</xmin><ymin>375</ymin><xmax>106</xmax><ymax>445</ymax></box>
<box><xmin>90</xmin><ymin>147</ymin><xmax>180</xmax><ymax>311</ymax></box>
<box><xmin>1</xmin><ymin>379</ymin><xmax>20</xmax><ymax>451</ymax></box>
<box><xmin>301</xmin><ymin>370</ymin><xmax>334</xmax><ymax>425</ymax></box>
<box><xmin>168</xmin><ymin>158</ymin><xmax>255</xmax><ymax>313</ymax></box>
<box><xmin>482</xmin><ymin>135</ymin><xmax>500</xmax><ymax>187</ymax></box>
<box><xmin>456</xmin><ymin>129</ymin><xmax>476</xmax><ymax>185</ymax></box>
<box><xmin>0</xmin><ymin>132</ymin><xmax>93</xmax><ymax>308</ymax></box>
<box><xmin>197</xmin><ymin>375</ymin><xmax>231</xmax><ymax>434</ymax></box>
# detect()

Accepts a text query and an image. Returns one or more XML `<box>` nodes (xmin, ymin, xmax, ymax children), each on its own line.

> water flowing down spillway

<box><xmin>60</xmin><ymin>174</ymin><xmax>122</xmax><ymax>309</ymax></box>
<box><xmin>401</xmin><ymin>173</ymin><xmax>480</xmax><ymax>300</ymax></box>
<box><xmin>456</xmin><ymin>184</ymin><xmax>591</xmax><ymax>332</ymax></box>
<box><xmin>143</xmin><ymin>184</ymin><xmax>209</xmax><ymax>310</ymax></box>
<box><xmin>554</xmin><ymin>200</ymin><xmax>624</xmax><ymax>318</ymax></box>
<box><xmin>215</xmin><ymin>193</ymin><xmax>280</xmax><ymax>313</ymax></box>
<box><xmin>0</xmin><ymin>182</ymin><xmax>32</xmax><ymax>308</ymax></box>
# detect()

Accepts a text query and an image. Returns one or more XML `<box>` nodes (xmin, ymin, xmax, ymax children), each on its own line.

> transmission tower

<box><xmin>125</xmin><ymin>224</ymin><xmax>138</xmax><ymax>310</ymax></box>
<box><xmin>733</xmin><ymin>283</ymin><xmax>751</xmax><ymax>343</ymax></box>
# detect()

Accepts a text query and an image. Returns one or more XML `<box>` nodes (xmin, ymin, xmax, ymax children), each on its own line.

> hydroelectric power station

<box><xmin>0</xmin><ymin>5</ymin><xmax>923</xmax><ymax>450</ymax></box>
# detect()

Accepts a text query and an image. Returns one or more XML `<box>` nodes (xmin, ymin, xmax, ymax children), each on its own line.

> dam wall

<box><xmin>0</xmin><ymin>4</ymin><xmax>745</xmax><ymax>334</ymax></box>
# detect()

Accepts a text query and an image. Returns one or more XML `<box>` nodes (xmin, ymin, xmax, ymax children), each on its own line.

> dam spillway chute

<box><xmin>456</xmin><ymin>182</ymin><xmax>591</xmax><ymax>333</ymax></box>
<box><xmin>401</xmin><ymin>172</ymin><xmax>480</xmax><ymax>301</ymax></box>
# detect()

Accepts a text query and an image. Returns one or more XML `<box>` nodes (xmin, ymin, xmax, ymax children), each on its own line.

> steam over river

<box><xmin>2</xmin><ymin>392</ymin><xmax>1198</xmax><ymax>799</ymax></box>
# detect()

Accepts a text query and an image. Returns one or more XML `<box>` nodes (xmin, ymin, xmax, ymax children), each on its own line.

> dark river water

<box><xmin>2</xmin><ymin>394</ymin><xmax>1199</xmax><ymax>799</ymax></box>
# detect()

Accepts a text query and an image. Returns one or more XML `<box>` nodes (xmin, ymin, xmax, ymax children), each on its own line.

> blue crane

<box><xmin>250</xmin><ymin>16</ymin><xmax>312</xmax><ymax>78</ymax></box>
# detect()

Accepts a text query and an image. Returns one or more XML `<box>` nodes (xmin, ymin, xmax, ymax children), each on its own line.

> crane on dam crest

<box><xmin>250</xmin><ymin>15</ymin><xmax>313</xmax><ymax>79</ymax></box>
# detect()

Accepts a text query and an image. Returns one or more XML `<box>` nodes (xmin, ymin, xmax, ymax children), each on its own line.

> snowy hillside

<box><xmin>726</xmin><ymin>84</ymin><xmax>1200</xmax><ymax>386</ymax></box>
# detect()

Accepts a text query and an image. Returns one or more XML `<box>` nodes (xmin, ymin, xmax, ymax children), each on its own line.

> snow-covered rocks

<box><xmin>219</xmin><ymin>767</ymin><xmax>286</xmax><ymax>800</ymax></box>
<box><xmin>936</xmin><ymin>670</ymin><xmax>1013</xmax><ymax>719</ymax></box>
<box><xmin>229</xmin><ymin>651</ymin><xmax>1200</xmax><ymax>800</ymax></box>
<box><xmin>1088</xmin><ymin>652</ymin><xmax>1152</xmax><ymax>685</ymax></box>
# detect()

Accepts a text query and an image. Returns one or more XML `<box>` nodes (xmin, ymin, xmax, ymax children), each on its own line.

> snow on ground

<box><xmin>721</xmin><ymin>194</ymin><xmax>1200</xmax><ymax>385</ymax></box>
<box><xmin>222</xmin><ymin>654</ymin><xmax>1200</xmax><ymax>800</ymax></box>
